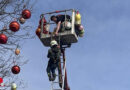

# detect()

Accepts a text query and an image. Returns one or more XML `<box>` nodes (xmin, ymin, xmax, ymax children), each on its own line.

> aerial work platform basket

<box><xmin>39</xmin><ymin>9</ymin><xmax>78</xmax><ymax>47</ymax></box>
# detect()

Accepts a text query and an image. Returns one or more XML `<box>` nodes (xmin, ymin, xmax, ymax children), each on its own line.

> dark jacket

<box><xmin>56</xmin><ymin>15</ymin><xmax>71</xmax><ymax>24</ymax></box>
<box><xmin>47</xmin><ymin>46</ymin><xmax>61</xmax><ymax>64</ymax></box>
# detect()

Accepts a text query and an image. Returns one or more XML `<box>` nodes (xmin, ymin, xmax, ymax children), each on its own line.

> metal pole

<box><xmin>41</xmin><ymin>9</ymin><xmax>73</xmax><ymax>16</ymax></box>
<box><xmin>62</xmin><ymin>48</ymin><xmax>70</xmax><ymax>90</ymax></box>
<box><xmin>40</xmin><ymin>15</ymin><xmax>44</xmax><ymax>38</ymax></box>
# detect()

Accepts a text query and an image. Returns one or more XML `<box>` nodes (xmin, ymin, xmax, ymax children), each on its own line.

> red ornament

<box><xmin>0</xmin><ymin>77</ymin><xmax>3</xmax><ymax>84</ymax></box>
<box><xmin>11</xmin><ymin>65</ymin><xmax>20</xmax><ymax>74</ymax></box>
<box><xmin>39</xmin><ymin>18</ymin><xmax>47</xmax><ymax>25</ymax></box>
<box><xmin>36</xmin><ymin>28</ymin><xmax>41</xmax><ymax>37</ymax></box>
<box><xmin>9</xmin><ymin>21</ymin><xmax>20</xmax><ymax>32</ymax></box>
<box><xmin>38</xmin><ymin>17</ymin><xmax>49</xmax><ymax>34</ymax></box>
<box><xmin>22</xmin><ymin>9</ymin><xmax>31</xmax><ymax>19</ymax></box>
<box><xmin>0</xmin><ymin>34</ymin><xmax>8</xmax><ymax>44</ymax></box>
<box><xmin>55</xmin><ymin>11</ymin><xmax>60</xmax><ymax>13</ymax></box>
<box><xmin>77</xmin><ymin>11</ymin><xmax>79</xmax><ymax>14</ymax></box>
<box><xmin>43</xmin><ymin>28</ymin><xmax>48</xmax><ymax>34</ymax></box>
<box><xmin>38</xmin><ymin>25</ymin><xmax>48</xmax><ymax>34</ymax></box>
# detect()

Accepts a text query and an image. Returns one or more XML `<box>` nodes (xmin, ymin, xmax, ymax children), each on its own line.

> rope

<box><xmin>48</xmin><ymin>14</ymin><xmax>53</xmax><ymax>41</ymax></box>
<box><xmin>40</xmin><ymin>15</ymin><xmax>44</xmax><ymax>38</ymax></box>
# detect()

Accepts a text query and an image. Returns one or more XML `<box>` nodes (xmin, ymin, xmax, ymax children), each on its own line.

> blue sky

<box><xmin>18</xmin><ymin>0</ymin><xmax>130</xmax><ymax>90</ymax></box>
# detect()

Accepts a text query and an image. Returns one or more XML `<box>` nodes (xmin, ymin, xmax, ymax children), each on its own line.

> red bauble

<box><xmin>38</xmin><ymin>17</ymin><xmax>48</xmax><ymax>34</ymax></box>
<box><xmin>0</xmin><ymin>77</ymin><xmax>3</xmax><ymax>84</ymax></box>
<box><xmin>38</xmin><ymin>25</ymin><xmax>48</xmax><ymax>34</ymax></box>
<box><xmin>9</xmin><ymin>21</ymin><xmax>20</xmax><ymax>32</ymax></box>
<box><xmin>11</xmin><ymin>65</ymin><xmax>20</xmax><ymax>74</ymax></box>
<box><xmin>39</xmin><ymin>18</ymin><xmax>47</xmax><ymax>25</ymax></box>
<box><xmin>0</xmin><ymin>34</ymin><xmax>8</xmax><ymax>44</ymax></box>
<box><xmin>22</xmin><ymin>9</ymin><xmax>31</xmax><ymax>19</ymax></box>
<box><xmin>43</xmin><ymin>29</ymin><xmax>48</xmax><ymax>34</ymax></box>
<box><xmin>36</xmin><ymin>28</ymin><xmax>41</xmax><ymax>37</ymax></box>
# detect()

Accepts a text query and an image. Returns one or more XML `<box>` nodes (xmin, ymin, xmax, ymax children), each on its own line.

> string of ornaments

<box><xmin>0</xmin><ymin>9</ymin><xmax>31</xmax><ymax>90</ymax></box>
<box><xmin>0</xmin><ymin>9</ymin><xmax>31</xmax><ymax>44</ymax></box>
<box><xmin>11</xmin><ymin>9</ymin><xmax>31</xmax><ymax>74</ymax></box>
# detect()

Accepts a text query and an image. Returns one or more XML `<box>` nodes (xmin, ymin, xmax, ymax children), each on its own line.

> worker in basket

<box><xmin>46</xmin><ymin>40</ymin><xmax>61</xmax><ymax>81</ymax></box>
<box><xmin>50</xmin><ymin>14</ymin><xmax>71</xmax><ymax>35</ymax></box>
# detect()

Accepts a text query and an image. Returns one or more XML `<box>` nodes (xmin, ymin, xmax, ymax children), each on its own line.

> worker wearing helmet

<box><xmin>46</xmin><ymin>40</ymin><xmax>61</xmax><ymax>81</ymax></box>
<box><xmin>50</xmin><ymin>15</ymin><xmax>71</xmax><ymax>35</ymax></box>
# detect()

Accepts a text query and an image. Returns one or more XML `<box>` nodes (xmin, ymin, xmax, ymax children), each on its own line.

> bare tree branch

<box><xmin>0</xmin><ymin>0</ymin><xmax>35</xmax><ymax>89</ymax></box>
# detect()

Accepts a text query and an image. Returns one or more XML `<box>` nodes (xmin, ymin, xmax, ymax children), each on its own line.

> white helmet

<box><xmin>50</xmin><ymin>40</ymin><xmax>58</xmax><ymax>46</ymax></box>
